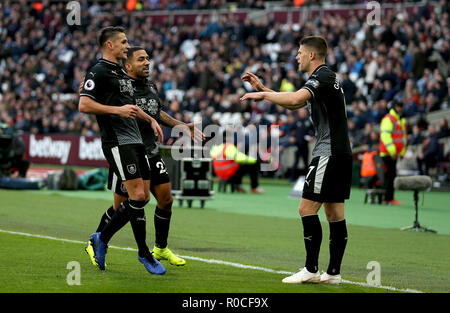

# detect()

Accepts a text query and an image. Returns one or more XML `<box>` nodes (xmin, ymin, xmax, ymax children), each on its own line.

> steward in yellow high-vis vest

<box><xmin>379</xmin><ymin>108</ymin><xmax>407</xmax><ymax>158</ymax></box>
<box><xmin>379</xmin><ymin>101</ymin><xmax>407</xmax><ymax>204</ymax></box>
<box><xmin>210</xmin><ymin>142</ymin><xmax>263</xmax><ymax>193</ymax></box>
<box><xmin>210</xmin><ymin>143</ymin><xmax>257</xmax><ymax>180</ymax></box>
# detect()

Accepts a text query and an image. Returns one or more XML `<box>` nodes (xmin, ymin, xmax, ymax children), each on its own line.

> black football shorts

<box><xmin>302</xmin><ymin>154</ymin><xmax>352</xmax><ymax>203</ymax></box>
<box><xmin>102</xmin><ymin>143</ymin><xmax>151</xmax><ymax>184</ymax></box>
<box><xmin>108</xmin><ymin>154</ymin><xmax>170</xmax><ymax>197</ymax></box>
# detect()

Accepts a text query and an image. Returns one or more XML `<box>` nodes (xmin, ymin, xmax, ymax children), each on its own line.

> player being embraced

<box><xmin>241</xmin><ymin>36</ymin><xmax>352</xmax><ymax>285</ymax></box>
<box><xmin>85</xmin><ymin>46</ymin><xmax>205</xmax><ymax>270</ymax></box>
<box><xmin>79</xmin><ymin>26</ymin><xmax>166</xmax><ymax>275</ymax></box>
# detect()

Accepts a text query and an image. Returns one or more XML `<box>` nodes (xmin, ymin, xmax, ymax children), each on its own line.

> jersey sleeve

<box><xmin>80</xmin><ymin>67</ymin><xmax>104</xmax><ymax>101</ymax></box>
<box><xmin>301</xmin><ymin>76</ymin><xmax>321</xmax><ymax>98</ymax></box>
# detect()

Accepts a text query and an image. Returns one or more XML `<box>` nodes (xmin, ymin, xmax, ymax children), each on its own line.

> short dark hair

<box><xmin>98</xmin><ymin>26</ymin><xmax>126</xmax><ymax>47</ymax></box>
<box><xmin>126</xmin><ymin>46</ymin><xmax>146</xmax><ymax>62</ymax></box>
<box><xmin>300</xmin><ymin>36</ymin><xmax>328</xmax><ymax>59</ymax></box>
<box><xmin>392</xmin><ymin>100</ymin><xmax>403</xmax><ymax>108</ymax></box>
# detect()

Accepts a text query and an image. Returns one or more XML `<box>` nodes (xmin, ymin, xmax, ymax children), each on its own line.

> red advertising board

<box><xmin>21</xmin><ymin>134</ymin><xmax>108</xmax><ymax>167</ymax></box>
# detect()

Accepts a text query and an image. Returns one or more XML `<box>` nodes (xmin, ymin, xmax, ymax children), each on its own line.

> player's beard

<box><xmin>301</xmin><ymin>61</ymin><xmax>309</xmax><ymax>73</ymax></box>
<box><xmin>142</xmin><ymin>67</ymin><xmax>150</xmax><ymax>77</ymax></box>
<box><xmin>137</xmin><ymin>71</ymin><xmax>149</xmax><ymax>80</ymax></box>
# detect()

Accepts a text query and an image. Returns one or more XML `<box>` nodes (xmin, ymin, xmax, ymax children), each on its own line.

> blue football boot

<box><xmin>138</xmin><ymin>251</ymin><xmax>166</xmax><ymax>275</ymax></box>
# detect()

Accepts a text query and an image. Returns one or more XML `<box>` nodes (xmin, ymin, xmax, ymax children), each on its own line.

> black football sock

<box><xmin>96</xmin><ymin>205</ymin><xmax>115</xmax><ymax>232</ymax></box>
<box><xmin>154</xmin><ymin>206</ymin><xmax>172</xmax><ymax>249</ymax></box>
<box><xmin>100</xmin><ymin>201</ymin><xmax>130</xmax><ymax>244</ymax></box>
<box><xmin>327</xmin><ymin>219</ymin><xmax>348</xmax><ymax>276</ymax></box>
<box><xmin>301</xmin><ymin>214</ymin><xmax>322</xmax><ymax>273</ymax></box>
<box><xmin>128</xmin><ymin>199</ymin><xmax>150</xmax><ymax>257</ymax></box>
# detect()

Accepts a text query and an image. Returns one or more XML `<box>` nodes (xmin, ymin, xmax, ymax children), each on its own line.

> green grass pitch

<box><xmin>0</xmin><ymin>179</ymin><xmax>449</xmax><ymax>293</ymax></box>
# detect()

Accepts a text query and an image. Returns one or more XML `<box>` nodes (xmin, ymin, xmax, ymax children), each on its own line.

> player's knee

<box><xmin>324</xmin><ymin>210</ymin><xmax>335</xmax><ymax>221</ymax></box>
<box><xmin>158</xmin><ymin>195</ymin><xmax>173</xmax><ymax>211</ymax></box>
<box><xmin>298</xmin><ymin>204</ymin><xmax>315</xmax><ymax>217</ymax></box>
<box><xmin>324</xmin><ymin>210</ymin><xmax>344</xmax><ymax>222</ymax></box>
<box><xmin>298</xmin><ymin>206</ymin><xmax>308</xmax><ymax>217</ymax></box>
<box><xmin>131</xmin><ymin>191</ymin><xmax>146</xmax><ymax>202</ymax></box>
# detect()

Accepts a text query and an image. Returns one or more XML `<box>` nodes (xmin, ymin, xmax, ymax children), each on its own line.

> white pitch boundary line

<box><xmin>0</xmin><ymin>229</ymin><xmax>423</xmax><ymax>293</ymax></box>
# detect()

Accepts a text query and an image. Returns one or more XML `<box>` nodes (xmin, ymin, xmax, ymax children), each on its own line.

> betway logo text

<box><xmin>29</xmin><ymin>135</ymin><xmax>72</xmax><ymax>164</ymax></box>
<box><xmin>79</xmin><ymin>136</ymin><xmax>105</xmax><ymax>160</ymax></box>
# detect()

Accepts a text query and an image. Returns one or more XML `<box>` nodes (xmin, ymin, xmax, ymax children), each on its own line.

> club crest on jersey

<box><xmin>136</xmin><ymin>98</ymin><xmax>159</xmax><ymax>116</ymax></box>
<box><xmin>127</xmin><ymin>164</ymin><xmax>137</xmax><ymax>175</ymax></box>
<box><xmin>119</xmin><ymin>79</ymin><xmax>134</xmax><ymax>96</ymax></box>
<box><xmin>84</xmin><ymin>79</ymin><xmax>95</xmax><ymax>90</ymax></box>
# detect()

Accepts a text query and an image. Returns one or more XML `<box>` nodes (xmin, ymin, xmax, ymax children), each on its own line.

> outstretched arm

<box><xmin>160</xmin><ymin>110</ymin><xmax>185</xmax><ymax>128</ymax></box>
<box><xmin>240</xmin><ymin>89</ymin><xmax>311</xmax><ymax>111</ymax></box>
<box><xmin>160</xmin><ymin>111</ymin><xmax>205</xmax><ymax>143</ymax></box>
<box><xmin>241</xmin><ymin>72</ymin><xmax>275</xmax><ymax>93</ymax></box>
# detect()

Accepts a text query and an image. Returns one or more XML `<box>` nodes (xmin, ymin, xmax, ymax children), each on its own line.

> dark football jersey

<box><xmin>133</xmin><ymin>78</ymin><xmax>162</xmax><ymax>157</ymax></box>
<box><xmin>301</xmin><ymin>64</ymin><xmax>352</xmax><ymax>157</ymax></box>
<box><xmin>80</xmin><ymin>58</ymin><xmax>143</xmax><ymax>148</ymax></box>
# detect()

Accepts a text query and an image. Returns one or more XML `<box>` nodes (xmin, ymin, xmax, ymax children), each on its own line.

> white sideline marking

<box><xmin>0</xmin><ymin>229</ymin><xmax>423</xmax><ymax>293</ymax></box>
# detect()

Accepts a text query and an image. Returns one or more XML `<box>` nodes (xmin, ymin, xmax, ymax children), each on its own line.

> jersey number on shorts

<box><xmin>156</xmin><ymin>161</ymin><xmax>168</xmax><ymax>174</ymax></box>
<box><xmin>306</xmin><ymin>165</ymin><xmax>315</xmax><ymax>180</ymax></box>
<box><xmin>305</xmin><ymin>165</ymin><xmax>315</xmax><ymax>187</ymax></box>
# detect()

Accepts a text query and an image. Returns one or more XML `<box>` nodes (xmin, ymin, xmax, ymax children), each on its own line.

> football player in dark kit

<box><xmin>241</xmin><ymin>36</ymin><xmax>352</xmax><ymax>285</ymax></box>
<box><xmin>86</xmin><ymin>46</ymin><xmax>204</xmax><ymax>268</ymax></box>
<box><xmin>79</xmin><ymin>26</ymin><xmax>167</xmax><ymax>275</ymax></box>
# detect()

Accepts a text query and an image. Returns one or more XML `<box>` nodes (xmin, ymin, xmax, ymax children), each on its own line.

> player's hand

<box><xmin>150</xmin><ymin>117</ymin><xmax>164</xmax><ymax>144</ymax></box>
<box><xmin>240</xmin><ymin>92</ymin><xmax>265</xmax><ymax>102</ymax></box>
<box><xmin>117</xmin><ymin>105</ymin><xmax>139</xmax><ymax>118</ymax></box>
<box><xmin>241</xmin><ymin>72</ymin><xmax>265</xmax><ymax>91</ymax></box>
<box><xmin>185</xmin><ymin>122</ymin><xmax>206</xmax><ymax>143</ymax></box>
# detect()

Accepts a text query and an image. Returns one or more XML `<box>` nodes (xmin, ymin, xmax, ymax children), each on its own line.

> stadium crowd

<box><xmin>0</xmin><ymin>0</ymin><xmax>449</xmax><ymax>177</ymax></box>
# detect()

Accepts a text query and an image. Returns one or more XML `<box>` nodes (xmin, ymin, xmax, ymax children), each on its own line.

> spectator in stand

<box><xmin>341</xmin><ymin>72</ymin><xmax>356</xmax><ymax>105</ymax></box>
<box><xmin>369</xmin><ymin>79</ymin><xmax>384</xmax><ymax>104</ymax></box>
<box><xmin>360</xmin><ymin>123</ymin><xmax>376</xmax><ymax>150</ymax></box>
<box><xmin>402</xmin><ymin>79</ymin><xmax>420</xmax><ymax>117</ymax></box>
<box><xmin>410</xmin><ymin>124</ymin><xmax>424</xmax><ymax>146</ymax></box>
<box><xmin>425</xmin><ymin>93</ymin><xmax>440</xmax><ymax>112</ymax></box>
<box><xmin>437</xmin><ymin>118</ymin><xmax>450</xmax><ymax>139</ymax></box>
<box><xmin>288</xmin><ymin>108</ymin><xmax>314</xmax><ymax>183</ymax></box>
<box><xmin>383</xmin><ymin>80</ymin><xmax>396</xmax><ymax>102</ymax></box>
<box><xmin>351</xmin><ymin>103</ymin><xmax>367</xmax><ymax>130</ymax></box>
<box><xmin>417</xmin><ymin>124</ymin><xmax>444</xmax><ymax>175</ymax></box>
<box><xmin>348</xmin><ymin>119</ymin><xmax>362</xmax><ymax>149</ymax></box>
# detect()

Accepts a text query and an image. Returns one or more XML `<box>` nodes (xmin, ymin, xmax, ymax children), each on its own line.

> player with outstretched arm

<box><xmin>240</xmin><ymin>36</ymin><xmax>352</xmax><ymax>285</ymax></box>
